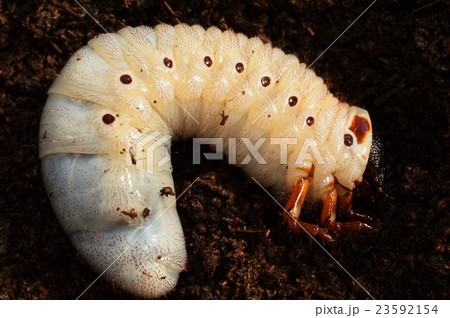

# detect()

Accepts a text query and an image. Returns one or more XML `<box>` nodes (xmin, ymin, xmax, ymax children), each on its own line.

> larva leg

<box><xmin>334</xmin><ymin>207</ymin><xmax>380</xmax><ymax>232</ymax></box>
<box><xmin>319</xmin><ymin>188</ymin><xmax>338</xmax><ymax>225</ymax></box>
<box><xmin>326</xmin><ymin>218</ymin><xmax>375</xmax><ymax>232</ymax></box>
<box><xmin>324</xmin><ymin>189</ymin><xmax>377</xmax><ymax>233</ymax></box>
<box><xmin>283</xmin><ymin>179</ymin><xmax>334</xmax><ymax>242</ymax></box>
<box><xmin>284</xmin><ymin>178</ymin><xmax>310</xmax><ymax>219</ymax></box>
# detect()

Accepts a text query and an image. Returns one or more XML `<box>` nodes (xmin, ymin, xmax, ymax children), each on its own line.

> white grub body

<box><xmin>39</xmin><ymin>24</ymin><xmax>372</xmax><ymax>298</ymax></box>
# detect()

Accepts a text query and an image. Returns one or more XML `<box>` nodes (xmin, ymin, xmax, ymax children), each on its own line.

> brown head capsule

<box><xmin>348</xmin><ymin>115</ymin><xmax>371</xmax><ymax>144</ymax></box>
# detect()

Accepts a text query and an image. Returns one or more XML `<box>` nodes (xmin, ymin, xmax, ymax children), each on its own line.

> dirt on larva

<box><xmin>0</xmin><ymin>0</ymin><xmax>448</xmax><ymax>299</ymax></box>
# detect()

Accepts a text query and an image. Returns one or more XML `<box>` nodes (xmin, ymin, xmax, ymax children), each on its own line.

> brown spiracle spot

<box><xmin>102</xmin><ymin>114</ymin><xmax>115</xmax><ymax>125</ymax></box>
<box><xmin>163</xmin><ymin>57</ymin><xmax>173</xmax><ymax>68</ymax></box>
<box><xmin>348</xmin><ymin>115</ymin><xmax>371</xmax><ymax>144</ymax></box>
<box><xmin>261</xmin><ymin>76</ymin><xmax>271</xmax><ymax>87</ymax></box>
<box><xmin>344</xmin><ymin>134</ymin><xmax>353</xmax><ymax>147</ymax></box>
<box><xmin>204</xmin><ymin>56</ymin><xmax>213</xmax><ymax>67</ymax></box>
<box><xmin>160</xmin><ymin>187</ymin><xmax>175</xmax><ymax>197</ymax></box>
<box><xmin>306</xmin><ymin>116</ymin><xmax>314</xmax><ymax>126</ymax></box>
<box><xmin>235</xmin><ymin>62</ymin><xmax>244</xmax><ymax>73</ymax></box>
<box><xmin>288</xmin><ymin>96</ymin><xmax>298</xmax><ymax>107</ymax></box>
<box><xmin>120</xmin><ymin>74</ymin><xmax>132</xmax><ymax>84</ymax></box>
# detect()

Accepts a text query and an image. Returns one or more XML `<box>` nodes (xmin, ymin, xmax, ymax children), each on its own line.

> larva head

<box><xmin>331</xmin><ymin>106</ymin><xmax>372</xmax><ymax>190</ymax></box>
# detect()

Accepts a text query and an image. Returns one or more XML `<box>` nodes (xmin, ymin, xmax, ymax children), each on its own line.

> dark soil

<box><xmin>0</xmin><ymin>0</ymin><xmax>448</xmax><ymax>299</ymax></box>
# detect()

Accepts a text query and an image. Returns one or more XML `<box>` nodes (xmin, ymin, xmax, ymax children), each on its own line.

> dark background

<box><xmin>0</xmin><ymin>0</ymin><xmax>448</xmax><ymax>299</ymax></box>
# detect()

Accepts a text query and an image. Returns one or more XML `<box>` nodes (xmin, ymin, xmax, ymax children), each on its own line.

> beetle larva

<box><xmin>39</xmin><ymin>24</ymin><xmax>373</xmax><ymax>298</ymax></box>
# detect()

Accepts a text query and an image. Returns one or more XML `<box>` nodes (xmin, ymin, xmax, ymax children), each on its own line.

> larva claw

<box><xmin>326</xmin><ymin>220</ymin><xmax>375</xmax><ymax>233</ymax></box>
<box><xmin>343</xmin><ymin>208</ymin><xmax>378</xmax><ymax>224</ymax></box>
<box><xmin>282</xmin><ymin>210</ymin><xmax>334</xmax><ymax>242</ymax></box>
